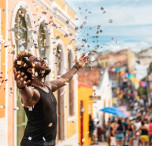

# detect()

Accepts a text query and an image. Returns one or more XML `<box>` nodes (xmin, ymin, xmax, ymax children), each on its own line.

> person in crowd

<box><xmin>123</xmin><ymin>118</ymin><xmax>128</xmax><ymax>145</ymax></box>
<box><xmin>13</xmin><ymin>52</ymin><xmax>88</xmax><ymax>146</ymax></box>
<box><xmin>128</xmin><ymin>119</ymin><xmax>135</xmax><ymax>146</ymax></box>
<box><xmin>93</xmin><ymin>119</ymin><xmax>99</xmax><ymax>144</ymax></box>
<box><xmin>114</xmin><ymin>119</ymin><xmax>125</xmax><ymax>146</ymax></box>
<box><xmin>144</xmin><ymin>118</ymin><xmax>149</xmax><ymax>127</ymax></box>
<box><xmin>148</xmin><ymin>119</ymin><xmax>152</xmax><ymax>146</ymax></box>
<box><xmin>137</xmin><ymin>121</ymin><xmax>149</xmax><ymax>146</ymax></box>
<box><xmin>89</xmin><ymin>115</ymin><xmax>95</xmax><ymax>145</ymax></box>
<box><xmin>106</xmin><ymin>120</ymin><xmax>111</xmax><ymax>145</ymax></box>
<box><xmin>135</xmin><ymin>117</ymin><xmax>142</xmax><ymax>146</ymax></box>
<box><xmin>102</xmin><ymin>121</ymin><xmax>106</xmax><ymax>142</ymax></box>
<box><xmin>110</xmin><ymin>120</ymin><xmax>116</xmax><ymax>146</ymax></box>
<box><xmin>97</xmin><ymin>121</ymin><xmax>102</xmax><ymax>142</ymax></box>
<box><xmin>143</xmin><ymin>96</ymin><xmax>147</xmax><ymax>108</ymax></box>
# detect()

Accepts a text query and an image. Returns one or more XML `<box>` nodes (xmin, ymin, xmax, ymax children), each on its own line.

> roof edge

<box><xmin>78</xmin><ymin>83</ymin><xmax>93</xmax><ymax>89</ymax></box>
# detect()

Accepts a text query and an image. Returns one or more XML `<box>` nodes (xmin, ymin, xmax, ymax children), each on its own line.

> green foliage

<box><xmin>138</xmin><ymin>85</ymin><xmax>147</xmax><ymax>97</ymax></box>
<box><xmin>148</xmin><ymin>62</ymin><xmax>152</xmax><ymax>74</ymax></box>
<box><xmin>137</xmin><ymin>77</ymin><xmax>147</xmax><ymax>97</ymax></box>
<box><xmin>137</xmin><ymin>61</ymin><xmax>152</xmax><ymax>97</ymax></box>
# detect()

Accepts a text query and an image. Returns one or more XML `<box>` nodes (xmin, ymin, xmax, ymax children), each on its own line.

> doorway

<box><xmin>80</xmin><ymin>101</ymin><xmax>84</xmax><ymax>145</ymax></box>
<box><xmin>56</xmin><ymin>45</ymin><xmax>64</xmax><ymax>140</ymax></box>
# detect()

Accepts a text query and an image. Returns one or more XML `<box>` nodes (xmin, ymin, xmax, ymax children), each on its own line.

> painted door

<box><xmin>80</xmin><ymin>101</ymin><xmax>83</xmax><ymax>145</ymax></box>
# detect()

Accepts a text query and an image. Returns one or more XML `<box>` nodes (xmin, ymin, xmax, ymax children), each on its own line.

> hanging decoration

<box><xmin>108</xmin><ymin>68</ymin><xmax>148</xmax><ymax>87</ymax></box>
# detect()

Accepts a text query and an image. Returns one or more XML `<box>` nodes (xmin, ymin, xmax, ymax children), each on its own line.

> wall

<box><xmin>95</xmin><ymin>69</ymin><xmax>113</xmax><ymax>124</ymax></box>
<box><xmin>78</xmin><ymin>85</ymin><xmax>93</xmax><ymax>146</ymax></box>
<box><xmin>137</xmin><ymin>47</ymin><xmax>152</xmax><ymax>65</ymax></box>
<box><xmin>0</xmin><ymin>0</ymin><xmax>7</xmax><ymax>145</ymax></box>
<box><xmin>0</xmin><ymin>0</ymin><xmax>77</xmax><ymax>145</ymax></box>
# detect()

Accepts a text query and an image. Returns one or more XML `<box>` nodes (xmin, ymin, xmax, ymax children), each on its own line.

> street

<box><xmin>0</xmin><ymin>0</ymin><xmax>152</xmax><ymax>146</ymax></box>
<box><xmin>90</xmin><ymin>139</ymin><xmax>139</xmax><ymax>146</ymax></box>
<box><xmin>92</xmin><ymin>142</ymin><xmax>107</xmax><ymax>146</ymax></box>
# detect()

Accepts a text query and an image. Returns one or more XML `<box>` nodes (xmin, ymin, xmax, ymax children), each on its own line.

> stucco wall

<box><xmin>0</xmin><ymin>118</ymin><xmax>7</xmax><ymax>146</ymax></box>
<box><xmin>78</xmin><ymin>85</ymin><xmax>93</xmax><ymax>146</ymax></box>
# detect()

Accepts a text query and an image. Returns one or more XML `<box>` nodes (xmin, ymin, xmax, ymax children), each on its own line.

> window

<box><xmin>56</xmin><ymin>45</ymin><xmax>64</xmax><ymax>140</ymax></box>
<box><xmin>38</xmin><ymin>23</ymin><xmax>47</xmax><ymax>58</ymax></box>
<box><xmin>68</xmin><ymin>50</ymin><xmax>74</xmax><ymax>116</ymax></box>
<box><xmin>56</xmin><ymin>45</ymin><xmax>62</xmax><ymax>75</ymax></box>
<box><xmin>14</xmin><ymin>9</ymin><xmax>28</xmax><ymax>146</ymax></box>
<box><xmin>14</xmin><ymin>9</ymin><xmax>27</xmax><ymax>52</ymax></box>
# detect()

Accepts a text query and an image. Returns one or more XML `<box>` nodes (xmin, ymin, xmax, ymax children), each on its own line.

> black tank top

<box><xmin>20</xmin><ymin>85</ymin><xmax>57</xmax><ymax>146</ymax></box>
<box><xmin>141</xmin><ymin>128</ymin><xmax>148</xmax><ymax>135</ymax></box>
<box><xmin>128</xmin><ymin>124</ymin><xmax>133</xmax><ymax>132</ymax></box>
<box><xmin>110</xmin><ymin>127</ymin><xmax>114</xmax><ymax>136</ymax></box>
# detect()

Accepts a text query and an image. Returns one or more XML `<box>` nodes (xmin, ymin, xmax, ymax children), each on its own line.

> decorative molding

<box><xmin>37</xmin><ymin>0</ymin><xmax>54</xmax><ymax>14</ymax></box>
<box><xmin>50</xmin><ymin>0</ymin><xmax>76</xmax><ymax>15</ymax></box>
<box><xmin>37</xmin><ymin>0</ymin><xmax>77</xmax><ymax>33</ymax></box>
<box><xmin>62</xmin><ymin>0</ymin><xmax>76</xmax><ymax>14</ymax></box>
<box><xmin>11</xmin><ymin>1</ymin><xmax>34</xmax><ymax>53</ymax></box>
<box><xmin>53</xmin><ymin>20</ymin><xmax>76</xmax><ymax>41</ymax></box>
<box><xmin>51</xmin><ymin>2</ymin><xmax>76</xmax><ymax>33</ymax></box>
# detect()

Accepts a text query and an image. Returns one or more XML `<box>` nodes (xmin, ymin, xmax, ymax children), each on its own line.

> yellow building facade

<box><xmin>0</xmin><ymin>0</ymin><xmax>78</xmax><ymax>145</ymax></box>
<box><xmin>78</xmin><ymin>84</ymin><xmax>94</xmax><ymax>146</ymax></box>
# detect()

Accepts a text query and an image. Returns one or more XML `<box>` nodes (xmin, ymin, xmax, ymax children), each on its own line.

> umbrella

<box><xmin>100</xmin><ymin>107</ymin><xmax>128</xmax><ymax>117</ymax></box>
<box><xmin>118</xmin><ymin>108</ymin><xmax>131</xmax><ymax>117</ymax></box>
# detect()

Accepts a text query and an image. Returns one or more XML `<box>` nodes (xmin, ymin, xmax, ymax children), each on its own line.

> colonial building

<box><xmin>98</xmin><ymin>49</ymin><xmax>136</xmax><ymax>98</ymax></box>
<box><xmin>0</xmin><ymin>0</ymin><xmax>78</xmax><ymax>145</ymax></box>
<box><xmin>78</xmin><ymin>67</ymin><xmax>112</xmax><ymax>145</ymax></box>
<box><xmin>94</xmin><ymin>69</ymin><xmax>112</xmax><ymax>125</ymax></box>
<box><xmin>98</xmin><ymin>49</ymin><xmax>136</xmax><ymax>74</ymax></box>
<box><xmin>137</xmin><ymin>47</ymin><xmax>152</xmax><ymax>65</ymax></box>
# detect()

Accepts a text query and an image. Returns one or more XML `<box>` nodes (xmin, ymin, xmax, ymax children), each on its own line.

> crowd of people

<box><xmin>106</xmin><ymin>117</ymin><xmax>152</xmax><ymax>146</ymax></box>
<box><xmin>90</xmin><ymin>116</ymin><xmax>152</xmax><ymax>146</ymax></box>
<box><xmin>89</xmin><ymin>93</ymin><xmax>152</xmax><ymax>146</ymax></box>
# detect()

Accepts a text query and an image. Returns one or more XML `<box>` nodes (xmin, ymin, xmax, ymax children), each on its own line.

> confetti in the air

<box><xmin>28</xmin><ymin>136</ymin><xmax>32</xmax><ymax>140</ymax></box>
<box><xmin>48</xmin><ymin>122</ymin><xmax>53</xmax><ymax>127</ymax></box>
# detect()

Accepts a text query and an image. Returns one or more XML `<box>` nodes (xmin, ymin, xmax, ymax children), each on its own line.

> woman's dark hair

<box><xmin>141</xmin><ymin>121</ymin><xmax>145</xmax><ymax>126</ymax></box>
<box><xmin>118</xmin><ymin>119</ymin><xmax>123</xmax><ymax>128</ymax></box>
<box><xmin>118</xmin><ymin>119</ymin><xmax>122</xmax><ymax>125</ymax></box>
<box><xmin>151</xmin><ymin>119</ymin><xmax>152</xmax><ymax>123</ymax></box>
<box><xmin>89</xmin><ymin>115</ymin><xmax>92</xmax><ymax>120</ymax></box>
<box><xmin>13</xmin><ymin>52</ymin><xmax>33</xmax><ymax>84</ymax></box>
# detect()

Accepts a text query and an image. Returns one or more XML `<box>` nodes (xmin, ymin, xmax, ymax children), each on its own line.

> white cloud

<box><xmin>103</xmin><ymin>37</ymin><xmax>152</xmax><ymax>52</ymax></box>
<box><xmin>74</xmin><ymin>5</ymin><xmax>152</xmax><ymax>26</ymax></box>
<box><xmin>106</xmin><ymin>6</ymin><xmax>152</xmax><ymax>26</ymax></box>
<box><xmin>68</xmin><ymin>0</ymin><xmax>152</xmax><ymax>53</ymax></box>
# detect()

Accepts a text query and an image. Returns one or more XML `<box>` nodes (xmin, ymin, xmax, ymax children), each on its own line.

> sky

<box><xmin>68</xmin><ymin>0</ymin><xmax>152</xmax><ymax>53</ymax></box>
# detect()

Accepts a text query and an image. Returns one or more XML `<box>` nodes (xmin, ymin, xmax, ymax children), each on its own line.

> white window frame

<box><xmin>11</xmin><ymin>2</ymin><xmax>34</xmax><ymax>146</ymax></box>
